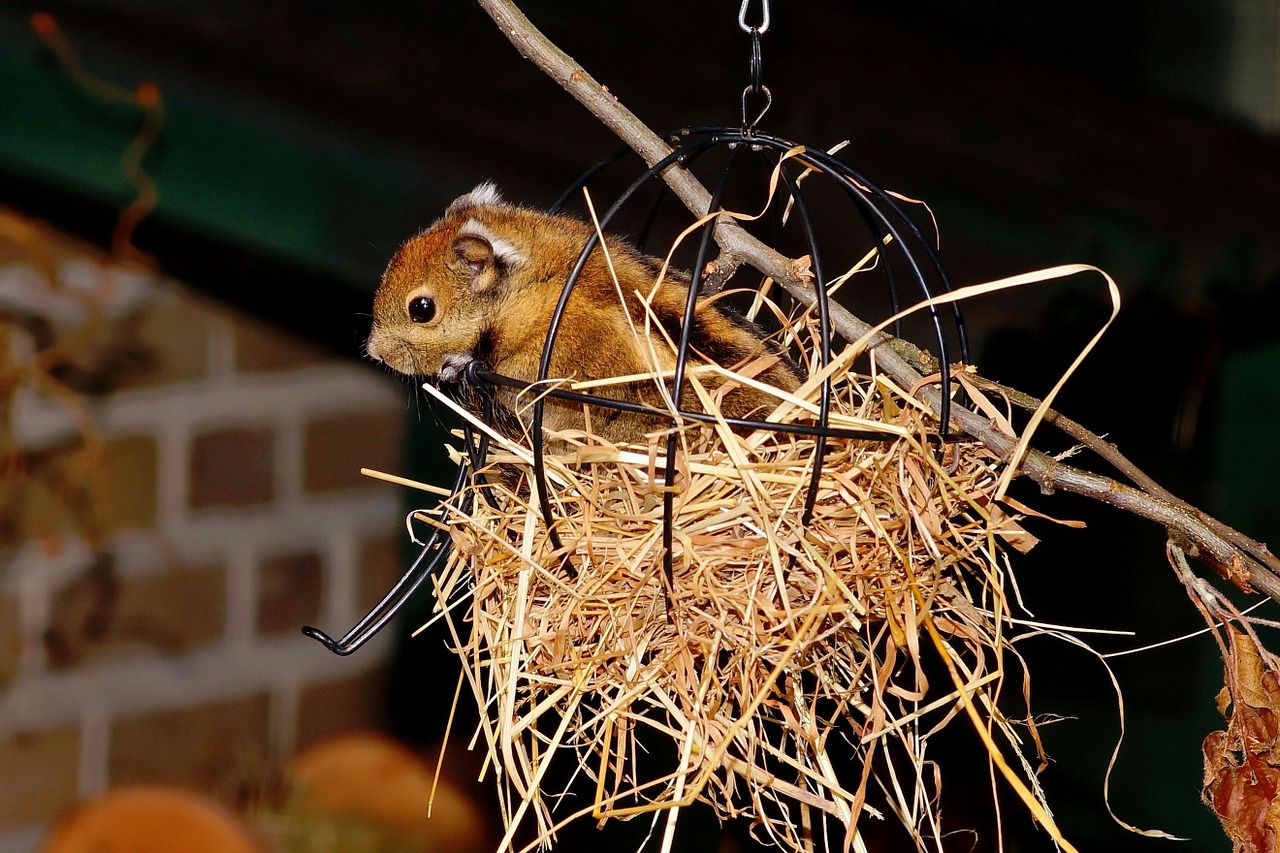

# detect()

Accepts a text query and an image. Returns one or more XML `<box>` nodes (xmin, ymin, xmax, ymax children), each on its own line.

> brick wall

<box><xmin>0</xmin><ymin>208</ymin><xmax>408</xmax><ymax>851</ymax></box>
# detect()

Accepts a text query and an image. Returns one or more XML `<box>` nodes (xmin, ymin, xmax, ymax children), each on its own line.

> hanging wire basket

<box><xmin>304</xmin><ymin>122</ymin><xmax>1059</xmax><ymax>851</ymax></box>
<box><xmin>305</xmin><ymin>125</ymin><xmax>973</xmax><ymax>656</ymax></box>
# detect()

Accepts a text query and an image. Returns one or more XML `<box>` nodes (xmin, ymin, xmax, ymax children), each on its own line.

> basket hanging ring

<box><xmin>741</xmin><ymin>84</ymin><xmax>772</xmax><ymax>133</ymax></box>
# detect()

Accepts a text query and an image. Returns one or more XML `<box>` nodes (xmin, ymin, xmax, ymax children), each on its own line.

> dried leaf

<box><xmin>790</xmin><ymin>254</ymin><xmax>814</xmax><ymax>282</ymax></box>
<box><xmin>1203</xmin><ymin>626</ymin><xmax>1280</xmax><ymax>852</ymax></box>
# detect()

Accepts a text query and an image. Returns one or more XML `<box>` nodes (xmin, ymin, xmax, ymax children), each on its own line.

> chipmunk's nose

<box><xmin>365</xmin><ymin>329</ymin><xmax>385</xmax><ymax>362</ymax></box>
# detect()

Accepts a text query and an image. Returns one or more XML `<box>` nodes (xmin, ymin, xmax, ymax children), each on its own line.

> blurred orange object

<box><xmin>43</xmin><ymin>786</ymin><xmax>261</xmax><ymax>852</ymax></box>
<box><xmin>286</xmin><ymin>732</ymin><xmax>485</xmax><ymax>852</ymax></box>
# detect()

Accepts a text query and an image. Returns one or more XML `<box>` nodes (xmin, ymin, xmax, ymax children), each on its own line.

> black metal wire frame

<box><xmin>302</xmin><ymin>457</ymin><xmax>472</xmax><ymax>655</ymax></box>
<box><xmin>534</xmin><ymin>128</ymin><xmax>969</xmax><ymax>552</ymax></box>
<box><xmin>305</xmin><ymin>125</ymin><xmax>971</xmax><ymax>656</ymax></box>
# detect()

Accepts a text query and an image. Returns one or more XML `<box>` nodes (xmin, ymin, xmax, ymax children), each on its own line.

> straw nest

<box><xmin>417</xmin><ymin>307</ymin><xmax>1042</xmax><ymax>852</ymax></box>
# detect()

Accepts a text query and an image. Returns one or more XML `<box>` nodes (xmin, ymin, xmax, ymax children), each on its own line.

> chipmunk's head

<box><xmin>367</xmin><ymin>183</ymin><xmax>530</xmax><ymax>381</ymax></box>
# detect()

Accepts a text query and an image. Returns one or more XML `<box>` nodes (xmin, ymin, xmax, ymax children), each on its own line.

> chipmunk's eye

<box><xmin>407</xmin><ymin>295</ymin><xmax>436</xmax><ymax>324</ymax></box>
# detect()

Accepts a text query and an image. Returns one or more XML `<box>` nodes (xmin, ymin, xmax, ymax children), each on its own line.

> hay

<box><xmin>410</xmin><ymin>296</ymin><xmax>1052</xmax><ymax>852</ymax></box>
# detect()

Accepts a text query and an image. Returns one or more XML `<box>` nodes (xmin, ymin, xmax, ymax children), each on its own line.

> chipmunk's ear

<box><xmin>446</xmin><ymin>182</ymin><xmax>503</xmax><ymax>217</ymax></box>
<box><xmin>451</xmin><ymin>219</ymin><xmax>526</xmax><ymax>292</ymax></box>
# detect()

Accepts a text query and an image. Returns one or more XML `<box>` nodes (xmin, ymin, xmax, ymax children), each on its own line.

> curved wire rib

<box><xmin>530</xmin><ymin>141</ymin><xmax>713</xmax><ymax>543</ymax></box>
<box><xmin>301</xmin><ymin>459</ymin><xmax>470</xmax><ymax>655</ymax></box>
<box><xmin>477</xmin><ymin>370</ymin><xmax>904</xmax><ymax>441</ymax></box>
<box><xmin>776</xmin><ymin>166</ymin><xmax>833</xmax><ymax>526</ymax></box>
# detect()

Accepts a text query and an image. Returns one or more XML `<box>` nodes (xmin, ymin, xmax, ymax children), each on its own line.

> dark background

<box><xmin>2</xmin><ymin>1</ymin><xmax>1278</xmax><ymax>849</ymax></box>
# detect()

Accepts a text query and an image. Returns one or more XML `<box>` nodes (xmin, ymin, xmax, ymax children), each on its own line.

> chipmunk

<box><xmin>366</xmin><ymin>183</ymin><xmax>803</xmax><ymax>445</ymax></box>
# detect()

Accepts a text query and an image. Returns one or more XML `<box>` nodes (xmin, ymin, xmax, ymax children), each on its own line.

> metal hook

<box><xmin>738</xmin><ymin>0</ymin><xmax>771</xmax><ymax>35</ymax></box>
<box><xmin>741</xmin><ymin>85</ymin><xmax>772</xmax><ymax>132</ymax></box>
<box><xmin>738</xmin><ymin>0</ymin><xmax>769</xmax><ymax>131</ymax></box>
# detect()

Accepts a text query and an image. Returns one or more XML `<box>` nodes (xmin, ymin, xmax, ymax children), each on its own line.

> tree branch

<box><xmin>473</xmin><ymin>0</ymin><xmax>1280</xmax><ymax>605</ymax></box>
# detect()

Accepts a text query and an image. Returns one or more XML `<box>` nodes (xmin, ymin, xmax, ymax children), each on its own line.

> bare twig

<box><xmin>472</xmin><ymin>0</ymin><xmax>1280</xmax><ymax>604</ymax></box>
<box><xmin>968</xmin><ymin>374</ymin><xmax>1280</xmax><ymax>592</ymax></box>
